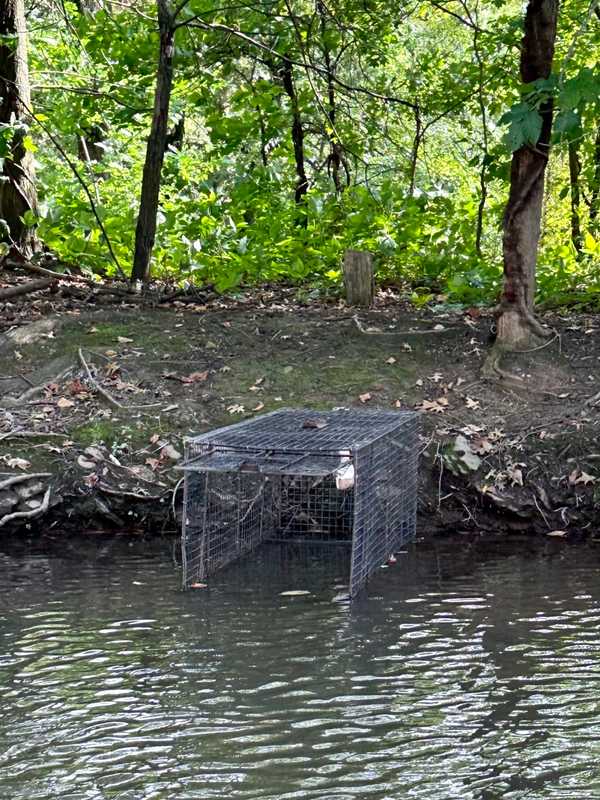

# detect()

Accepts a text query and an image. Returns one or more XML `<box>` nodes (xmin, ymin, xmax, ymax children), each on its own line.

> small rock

<box><xmin>84</xmin><ymin>446</ymin><xmax>105</xmax><ymax>462</ymax></box>
<box><xmin>5</xmin><ymin>318</ymin><xmax>60</xmax><ymax>346</ymax></box>
<box><xmin>26</xmin><ymin>499</ymin><xmax>42</xmax><ymax>510</ymax></box>
<box><xmin>0</xmin><ymin>490</ymin><xmax>19</xmax><ymax>512</ymax></box>
<box><xmin>15</xmin><ymin>481</ymin><xmax>44</xmax><ymax>501</ymax></box>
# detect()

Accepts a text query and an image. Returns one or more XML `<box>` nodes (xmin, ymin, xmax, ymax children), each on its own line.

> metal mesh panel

<box><xmin>350</xmin><ymin>422</ymin><xmax>419</xmax><ymax>596</ymax></box>
<box><xmin>182</xmin><ymin>409</ymin><xmax>419</xmax><ymax>597</ymax></box>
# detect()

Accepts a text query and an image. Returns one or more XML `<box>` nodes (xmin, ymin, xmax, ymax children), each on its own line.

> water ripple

<box><xmin>1</xmin><ymin>539</ymin><xmax>600</xmax><ymax>799</ymax></box>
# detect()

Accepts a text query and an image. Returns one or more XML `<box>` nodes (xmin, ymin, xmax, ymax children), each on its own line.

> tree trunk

<box><xmin>495</xmin><ymin>0</ymin><xmax>559</xmax><ymax>350</ymax></box>
<box><xmin>568</xmin><ymin>141</ymin><xmax>582</xmax><ymax>255</ymax></box>
<box><xmin>318</xmin><ymin>0</ymin><xmax>348</xmax><ymax>194</ymax></box>
<box><xmin>343</xmin><ymin>250</ymin><xmax>374</xmax><ymax>307</ymax></box>
<box><xmin>75</xmin><ymin>0</ymin><xmax>103</xmax><ymax>12</ymax></box>
<box><xmin>590</xmin><ymin>123</ymin><xmax>600</xmax><ymax>234</ymax></box>
<box><xmin>280</xmin><ymin>61</ymin><xmax>308</xmax><ymax>214</ymax></box>
<box><xmin>408</xmin><ymin>104</ymin><xmax>421</xmax><ymax>198</ymax></box>
<box><xmin>131</xmin><ymin>0</ymin><xmax>174</xmax><ymax>283</ymax></box>
<box><xmin>0</xmin><ymin>0</ymin><xmax>37</xmax><ymax>255</ymax></box>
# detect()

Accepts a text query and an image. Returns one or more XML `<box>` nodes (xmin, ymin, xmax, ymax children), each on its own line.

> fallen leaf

<box><xmin>77</xmin><ymin>455</ymin><xmax>95</xmax><ymax>470</ymax></box>
<box><xmin>465</xmin><ymin>396</ymin><xmax>480</xmax><ymax>409</ymax></box>
<box><xmin>117</xmin><ymin>336</ymin><xmax>133</xmax><ymax>344</ymax></box>
<box><xmin>507</xmin><ymin>463</ymin><xmax>523</xmax><ymax>486</ymax></box>
<box><xmin>57</xmin><ymin>397</ymin><xmax>75</xmax><ymax>409</ymax></box>
<box><xmin>386</xmin><ymin>357</ymin><xmax>396</xmax><ymax>365</ymax></box>
<box><xmin>161</xmin><ymin>444</ymin><xmax>181</xmax><ymax>461</ymax></box>
<box><xmin>149</xmin><ymin>433</ymin><xmax>160</xmax><ymax>444</ymax></box>
<box><xmin>460</xmin><ymin>424</ymin><xmax>485</xmax><ymax>436</ymax></box>
<box><xmin>190</xmin><ymin>582</ymin><xmax>208</xmax><ymax>589</ymax></box>
<box><xmin>569</xmin><ymin>469</ymin><xmax>596</xmax><ymax>486</ymax></box>
<box><xmin>429</xmin><ymin>372</ymin><xmax>443</xmax><ymax>383</ymax></box>
<box><xmin>145</xmin><ymin>457</ymin><xmax>161</xmax><ymax>470</ymax></box>
<box><xmin>6</xmin><ymin>457</ymin><xmax>30</xmax><ymax>470</ymax></box>
<box><xmin>415</xmin><ymin>379</ymin><xmax>423</xmax><ymax>387</ymax></box>
<box><xmin>471</xmin><ymin>436</ymin><xmax>493</xmax><ymax>455</ymax></box>
<box><xmin>105</xmin><ymin>362</ymin><xmax>120</xmax><ymax>377</ymax></box>
<box><xmin>419</xmin><ymin>397</ymin><xmax>448</xmax><ymax>414</ymax></box>
<box><xmin>67</xmin><ymin>378</ymin><xmax>89</xmax><ymax>397</ymax></box>
<box><xmin>433</xmin><ymin>324</ymin><xmax>445</xmax><ymax>331</ymax></box>
<box><xmin>359</xmin><ymin>392</ymin><xmax>372</xmax><ymax>403</ymax></box>
<box><xmin>182</xmin><ymin>370</ymin><xmax>209</xmax><ymax>384</ymax></box>
<box><xmin>280</xmin><ymin>590</ymin><xmax>311</xmax><ymax>597</ymax></box>
<box><xmin>302</xmin><ymin>418</ymin><xmax>327</xmax><ymax>429</ymax></box>
<box><xmin>547</xmin><ymin>529</ymin><xmax>568</xmax><ymax>538</ymax></box>
<box><xmin>402</xmin><ymin>343</ymin><xmax>412</xmax><ymax>352</ymax></box>
<box><xmin>252</xmin><ymin>402</ymin><xmax>265</xmax><ymax>412</ymax></box>
<box><xmin>394</xmin><ymin>399</ymin><xmax>402</xmax><ymax>408</ymax></box>
<box><xmin>227</xmin><ymin>404</ymin><xmax>245</xmax><ymax>414</ymax></box>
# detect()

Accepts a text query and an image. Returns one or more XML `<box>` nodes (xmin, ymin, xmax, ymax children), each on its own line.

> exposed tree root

<box><xmin>0</xmin><ymin>486</ymin><xmax>51</xmax><ymax>529</ymax></box>
<box><xmin>0</xmin><ymin>473</ymin><xmax>51</xmax><ymax>490</ymax></box>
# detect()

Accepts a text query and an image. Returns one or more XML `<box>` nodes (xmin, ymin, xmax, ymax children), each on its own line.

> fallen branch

<box><xmin>98</xmin><ymin>482</ymin><xmax>167</xmax><ymax>501</ymax></box>
<box><xmin>78</xmin><ymin>347</ymin><xmax>124</xmax><ymax>408</ymax></box>
<box><xmin>0</xmin><ymin>278</ymin><xmax>55</xmax><ymax>300</ymax></box>
<box><xmin>77</xmin><ymin>348</ymin><xmax>161</xmax><ymax>410</ymax></box>
<box><xmin>0</xmin><ymin>486</ymin><xmax>51</xmax><ymax>529</ymax></box>
<box><xmin>586</xmin><ymin>390</ymin><xmax>600</xmax><ymax>407</ymax></box>
<box><xmin>0</xmin><ymin>430</ymin><xmax>69</xmax><ymax>442</ymax></box>
<box><xmin>353</xmin><ymin>315</ymin><xmax>456</xmax><ymax>335</ymax></box>
<box><xmin>1</xmin><ymin>367</ymin><xmax>72</xmax><ymax>408</ymax></box>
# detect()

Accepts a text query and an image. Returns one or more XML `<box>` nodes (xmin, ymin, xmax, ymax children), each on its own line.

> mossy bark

<box><xmin>495</xmin><ymin>0</ymin><xmax>559</xmax><ymax>351</ymax></box>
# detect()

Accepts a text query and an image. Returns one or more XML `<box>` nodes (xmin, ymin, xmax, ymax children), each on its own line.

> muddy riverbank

<box><xmin>1</xmin><ymin>290</ymin><xmax>600</xmax><ymax>539</ymax></box>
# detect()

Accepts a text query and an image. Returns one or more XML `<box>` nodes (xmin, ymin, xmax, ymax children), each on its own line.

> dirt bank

<box><xmin>1</xmin><ymin>287</ymin><xmax>600</xmax><ymax>541</ymax></box>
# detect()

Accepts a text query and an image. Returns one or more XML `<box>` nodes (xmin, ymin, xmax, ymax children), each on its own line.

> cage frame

<box><xmin>181</xmin><ymin>408</ymin><xmax>419</xmax><ymax>598</ymax></box>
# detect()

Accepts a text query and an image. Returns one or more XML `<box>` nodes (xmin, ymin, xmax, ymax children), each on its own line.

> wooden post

<box><xmin>343</xmin><ymin>250</ymin><xmax>374</xmax><ymax>307</ymax></box>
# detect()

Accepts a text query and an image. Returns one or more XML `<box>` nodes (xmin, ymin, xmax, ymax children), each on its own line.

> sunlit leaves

<box><xmin>499</xmin><ymin>102</ymin><xmax>543</xmax><ymax>151</ymax></box>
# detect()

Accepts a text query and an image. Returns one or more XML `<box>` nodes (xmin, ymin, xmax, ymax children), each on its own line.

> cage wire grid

<box><xmin>182</xmin><ymin>408</ymin><xmax>419</xmax><ymax>598</ymax></box>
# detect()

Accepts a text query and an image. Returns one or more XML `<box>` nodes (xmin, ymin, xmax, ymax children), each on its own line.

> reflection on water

<box><xmin>1</xmin><ymin>535</ymin><xmax>600</xmax><ymax>799</ymax></box>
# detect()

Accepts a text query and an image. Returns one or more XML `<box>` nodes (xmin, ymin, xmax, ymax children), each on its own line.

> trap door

<box><xmin>182</xmin><ymin>464</ymin><xmax>274</xmax><ymax>586</ymax></box>
<box><xmin>349</xmin><ymin>443</ymin><xmax>396</xmax><ymax>597</ymax></box>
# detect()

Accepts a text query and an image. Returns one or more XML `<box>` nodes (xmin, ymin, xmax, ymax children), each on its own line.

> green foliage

<box><xmin>19</xmin><ymin>0</ymin><xmax>599</xmax><ymax>307</ymax></box>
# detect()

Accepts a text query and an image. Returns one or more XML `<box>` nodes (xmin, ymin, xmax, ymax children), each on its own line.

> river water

<box><xmin>1</xmin><ymin>535</ymin><xmax>600</xmax><ymax>800</ymax></box>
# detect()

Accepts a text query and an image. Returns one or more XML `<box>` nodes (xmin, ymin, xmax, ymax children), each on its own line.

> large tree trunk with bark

<box><xmin>0</xmin><ymin>0</ymin><xmax>37</xmax><ymax>255</ymax></box>
<box><xmin>495</xmin><ymin>0</ymin><xmax>559</xmax><ymax>350</ymax></box>
<box><xmin>131</xmin><ymin>0</ymin><xmax>174</xmax><ymax>283</ymax></box>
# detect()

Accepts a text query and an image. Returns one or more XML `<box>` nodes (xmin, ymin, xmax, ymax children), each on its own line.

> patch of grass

<box><xmin>71</xmin><ymin>420</ymin><xmax>125</xmax><ymax>447</ymax></box>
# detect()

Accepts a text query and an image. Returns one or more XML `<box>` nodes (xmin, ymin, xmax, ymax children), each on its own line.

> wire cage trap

<box><xmin>181</xmin><ymin>408</ymin><xmax>419</xmax><ymax>598</ymax></box>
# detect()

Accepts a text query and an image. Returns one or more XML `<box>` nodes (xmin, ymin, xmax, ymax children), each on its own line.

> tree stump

<box><xmin>343</xmin><ymin>250</ymin><xmax>374</xmax><ymax>307</ymax></box>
